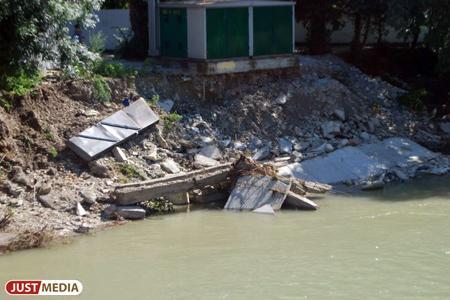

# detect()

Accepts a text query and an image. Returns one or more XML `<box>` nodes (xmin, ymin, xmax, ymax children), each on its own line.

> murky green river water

<box><xmin>1</xmin><ymin>175</ymin><xmax>450</xmax><ymax>300</ymax></box>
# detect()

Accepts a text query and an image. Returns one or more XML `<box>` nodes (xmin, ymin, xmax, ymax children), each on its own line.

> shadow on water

<box><xmin>354</xmin><ymin>174</ymin><xmax>450</xmax><ymax>202</ymax></box>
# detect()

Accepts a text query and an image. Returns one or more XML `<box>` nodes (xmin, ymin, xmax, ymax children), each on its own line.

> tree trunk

<box><xmin>351</xmin><ymin>12</ymin><xmax>362</xmax><ymax>58</ymax></box>
<box><xmin>362</xmin><ymin>16</ymin><xmax>371</xmax><ymax>47</ymax></box>
<box><xmin>308</xmin><ymin>14</ymin><xmax>329</xmax><ymax>54</ymax></box>
<box><xmin>127</xmin><ymin>0</ymin><xmax>148</xmax><ymax>58</ymax></box>
<box><xmin>411</xmin><ymin>27</ymin><xmax>420</xmax><ymax>49</ymax></box>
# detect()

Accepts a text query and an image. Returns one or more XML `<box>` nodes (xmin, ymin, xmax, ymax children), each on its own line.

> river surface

<box><xmin>1</xmin><ymin>175</ymin><xmax>450</xmax><ymax>300</ymax></box>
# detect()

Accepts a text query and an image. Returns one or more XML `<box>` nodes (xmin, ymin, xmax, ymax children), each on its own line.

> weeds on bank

<box><xmin>120</xmin><ymin>163</ymin><xmax>145</xmax><ymax>180</ymax></box>
<box><xmin>0</xmin><ymin>97</ymin><xmax>12</xmax><ymax>112</ymax></box>
<box><xmin>49</xmin><ymin>146</ymin><xmax>58</xmax><ymax>158</ymax></box>
<box><xmin>150</xmin><ymin>94</ymin><xmax>160</xmax><ymax>106</ymax></box>
<box><xmin>43</xmin><ymin>128</ymin><xmax>55</xmax><ymax>141</ymax></box>
<box><xmin>93</xmin><ymin>60</ymin><xmax>137</xmax><ymax>79</ymax></box>
<box><xmin>162</xmin><ymin>112</ymin><xmax>183</xmax><ymax>131</ymax></box>
<box><xmin>0</xmin><ymin>69</ymin><xmax>41</xmax><ymax>97</ymax></box>
<box><xmin>92</xmin><ymin>75</ymin><xmax>112</xmax><ymax>103</ymax></box>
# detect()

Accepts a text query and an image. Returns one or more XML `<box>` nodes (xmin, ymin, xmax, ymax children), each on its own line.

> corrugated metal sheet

<box><xmin>206</xmin><ymin>7</ymin><xmax>249</xmax><ymax>59</ymax></box>
<box><xmin>253</xmin><ymin>6</ymin><xmax>293</xmax><ymax>56</ymax></box>
<box><xmin>68</xmin><ymin>98</ymin><xmax>159</xmax><ymax>161</ymax></box>
<box><xmin>160</xmin><ymin>7</ymin><xmax>188</xmax><ymax>58</ymax></box>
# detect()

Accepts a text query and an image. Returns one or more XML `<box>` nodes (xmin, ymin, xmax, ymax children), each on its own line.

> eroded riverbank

<box><xmin>0</xmin><ymin>175</ymin><xmax>449</xmax><ymax>299</ymax></box>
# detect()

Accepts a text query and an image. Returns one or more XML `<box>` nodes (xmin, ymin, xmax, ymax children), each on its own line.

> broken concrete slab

<box><xmin>166</xmin><ymin>192</ymin><xmax>190</xmax><ymax>205</ymax></box>
<box><xmin>158</xmin><ymin>99</ymin><xmax>174</xmax><ymax>112</ymax></box>
<box><xmin>224</xmin><ymin>175</ymin><xmax>291</xmax><ymax>210</ymax></box>
<box><xmin>68</xmin><ymin>98</ymin><xmax>159</xmax><ymax>161</ymax></box>
<box><xmin>112</xmin><ymin>147</ymin><xmax>127</xmax><ymax>162</ymax></box>
<box><xmin>0</xmin><ymin>232</ymin><xmax>18</xmax><ymax>252</ymax></box>
<box><xmin>114</xmin><ymin>163</ymin><xmax>232</xmax><ymax>205</ymax></box>
<box><xmin>161</xmin><ymin>159</ymin><xmax>181</xmax><ymax>174</ymax></box>
<box><xmin>278</xmin><ymin>138</ymin><xmax>292</xmax><ymax>154</ymax></box>
<box><xmin>199</xmin><ymin>145</ymin><xmax>222</xmax><ymax>160</ymax></box>
<box><xmin>285</xmin><ymin>192</ymin><xmax>318</xmax><ymax>210</ymax></box>
<box><xmin>252</xmin><ymin>146</ymin><xmax>271</xmax><ymax>161</ymax></box>
<box><xmin>194</xmin><ymin>154</ymin><xmax>219</xmax><ymax>167</ymax></box>
<box><xmin>253</xmin><ymin>204</ymin><xmax>275</xmax><ymax>215</ymax></box>
<box><xmin>278</xmin><ymin>138</ymin><xmax>437</xmax><ymax>185</ymax></box>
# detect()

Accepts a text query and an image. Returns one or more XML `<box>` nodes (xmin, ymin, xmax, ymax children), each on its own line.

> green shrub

<box><xmin>398</xmin><ymin>89</ymin><xmax>428</xmax><ymax>111</ymax></box>
<box><xmin>150</xmin><ymin>94</ymin><xmax>160</xmax><ymax>105</ymax></box>
<box><xmin>93</xmin><ymin>60</ymin><xmax>136</xmax><ymax>78</ymax></box>
<box><xmin>162</xmin><ymin>112</ymin><xmax>183</xmax><ymax>131</ymax></box>
<box><xmin>1</xmin><ymin>69</ymin><xmax>41</xmax><ymax>96</ymax></box>
<box><xmin>88</xmin><ymin>32</ymin><xmax>106</xmax><ymax>54</ymax></box>
<box><xmin>92</xmin><ymin>76</ymin><xmax>111</xmax><ymax>103</ymax></box>
<box><xmin>49</xmin><ymin>147</ymin><xmax>58</xmax><ymax>158</ymax></box>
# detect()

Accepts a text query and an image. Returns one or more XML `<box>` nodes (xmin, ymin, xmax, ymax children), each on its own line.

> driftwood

<box><xmin>114</xmin><ymin>163</ymin><xmax>232</xmax><ymax>205</ymax></box>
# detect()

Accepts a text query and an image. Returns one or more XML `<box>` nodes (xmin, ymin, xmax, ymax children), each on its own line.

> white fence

<box><xmin>86</xmin><ymin>9</ymin><xmax>417</xmax><ymax>51</ymax></box>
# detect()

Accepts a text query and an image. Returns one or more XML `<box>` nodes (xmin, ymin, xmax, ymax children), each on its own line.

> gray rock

<box><xmin>37</xmin><ymin>194</ymin><xmax>56</xmax><ymax>209</ymax></box>
<box><xmin>439</xmin><ymin>122</ymin><xmax>450</xmax><ymax>134</ymax></box>
<box><xmin>79</xmin><ymin>189</ymin><xmax>97</xmax><ymax>204</ymax></box>
<box><xmin>314</xmin><ymin>143</ymin><xmax>334</xmax><ymax>154</ymax></box>
<box><xmin>220</xmin><ymin>138</ymin><xmax>231</xmax><ymax>148</ymax></box>
<box><xmin>278</xmin><ymin>138</ymin><xmax>292</xmax><ymax>154</ymax></box>
<box><xmin>161</xmin><ymin>159</ymin><xmax>181</xmax><ymax>174</ymax></box>
<box><xmin>89</xmin><ymin>159</ymin><xmax>112</xmax><ymax>178</ymax></box>
<box><xmin>392</xmin><ymin>169</ymin><xmax>409</xmax><ymax>181</ymax></box>
<box><xmin>156</xmin><ymin>130</ymin><xmax>169</xmax><ymax>149</ymax></box>
<box><xmin>360</xmin><ymin>132</ymin><xmax>371</xmax><ymax>141</ymax></box>
<box><xmin>199</xmin><ymin>145</ymin><xmax>222</xmax><ymax>160</ymax></box>
<box><xmin>232</xmin><ymin>141</ymin><xmax>246</xmax><ymax>151</ymax></box>
<box><xmin>3</xmin><ymin>181</ymin><xmax>24</xmax><ymax>197</ymax></box>
<box><xmin>338</xmin><ymin>139</ymin><xmax>349</xmax><ymax>148</ymax></box>
<box><xmin>12</xmin><ymin>166</ymin><xmax>33</xmax><ymax>188</ymax></box>
<box><xmin>37</xmin><ymin>183</ymin><xmax>52</xmax><ymax>196</ymax></box>
<box><xmin>321</xmin><ymin>121</ymin><xmax>341</xmax><ymax>137</ymax></box>
<box><xmin>333</xmin><ymin>109</ymin><xmax>346</xmax><ymax>121</ymax></box>
<box><xmin>194</xmin><ymin>154</ymin><xmax>219</xmax><ymax>167</ymax></box>
<box><xmin>112</xmin><ymin>147</ymin><xmax>127</xmax><ymax>162</ymax></box>
<box><xmin>367</xmin><ymin>120</ymin><xmax>376</xmax><ymax>133</ymax></box>
<box><xmin>275</xmin><ymin>94</ymin><xmax>288</xmax><ymax>105</ymax></box>
<box><xmin>252</xmin><ymin>146</ymin><xmax>271</xmax><ymax>161</ymax></box>
<box><xmin>9</xmin><ymin>199</ymin><xmax>23</xmax><ymax>207</ymax></box>
<box><xmin>200</xmin><ymin>136</ymin><xmax>214</xmax><ymax>145</ymax></box>
<box><xmin>157</xmin><ymin>99</ymin><xmax>174</xmax><ymax>112</ymax></box>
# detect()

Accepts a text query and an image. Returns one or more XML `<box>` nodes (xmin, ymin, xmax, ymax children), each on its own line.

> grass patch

<box><xmin>162</xmin><ymin>112</ymin><xmax>183</xmax><ymax>131</ymax></box>
<box><xmin>43</xmin><ymin>128</ymin><xmax>55</xmax><ymax>141</ymax></box>
<box><xmin>120</xmin><ymin>163</ymin><xmax>145</xmax><ymax>179</ymax></box>
<box><xmin>92</xmin><ymin>75</ymin><xmax>112</xmax><ymax>103</ymax></box>
<box><xmin>0</xmin><ymin>97</ymin><xmax>12</xmax><ymax>112</ymax></box>
<box><xmin>150</xmin><ymin>94</ymin><xmax>160</xmax><ymax>106</ymax></box>
<box><xmin>93</xmin><ymin>60</ymin><xmax>137</xmax><ymax>78</ymax></box>
<box><xmin>49</xmin><ymin>146</ymin><xmax>58</xmax><ymax>158</ymax></box>
<box><xmin>1</xmin><ymin>69</ymin><xmax>41</xmax><ymax>97</ymax></box>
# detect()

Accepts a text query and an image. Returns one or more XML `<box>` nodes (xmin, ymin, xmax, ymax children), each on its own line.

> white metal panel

<box><xmin>187</xmin><ymin>8</ymin><xmax>207</xmax><ymax>59</ymax></box>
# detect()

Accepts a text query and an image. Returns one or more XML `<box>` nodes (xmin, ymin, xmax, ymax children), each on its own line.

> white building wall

<box><xmin>187</xmin><ymin>8</ymin><xmax>207</xmax><ymax>59</ymax></box>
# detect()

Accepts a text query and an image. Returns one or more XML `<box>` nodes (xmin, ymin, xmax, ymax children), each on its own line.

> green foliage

<box><xmin>0</xmin><ymin>97</ymin><xmax>12</xmax><ymax>112</ymax></box>
<box><xmin>88</xmin><ymin>32</ymin><xmax>106</xmax><ymax>54</ymax></box>
<box><xmin>113</xmin><ymin>27</ymin><xmax>134</xmax><ymax>58</ymax></box>
<box><xmin>388</xmin><ymin>0</ymin><xmax>450</xmax><ymax>73</ymax></box>
<box><xmin>150</xmin><ymin>94</ymin><xmax>160</xmax><ymax>106</ymax></box>
<box><xmin>43</xmin><ymin>128</ymin><xmax>55</xmax><ymax>141</ymax></box>
<box><xmin>0</xmin><ymin>69</ymin><xmax>41</xmax><ymax>96</ymax></box>
<box><xmin>398</xmin><ymin>89</ymin><xmax>428</xmax><ymax>111</ymax></box>
<box><xmin>120</xmin><ymin>163</ymin><xmax>145</xmax><ymax>179</ymax></box>
<box><xmin>93</xmin><ymin>60</ymin><xmax>137</xmax><ymax>78</ymax></box>
<box><xmin>49</xmin><ymin>146</ymin><xmax>58</xmax><ymax>158</ymax></box>
<box><xmin>0</xmin><ymin>0</ymin><xmax>103</xmax><ymax>83</ymax></box>
<box><xmin>22</xmin><ymin>135</ymin><xmax>33</xmax><ymax>151</ymax></box>
<box><xmin>92</xmin><ymin>76</ymin><xmax>112</xmax><ymax>103</ymax></box>
<box><xmin>102</xmin><ymin>0</ymin><xmax>128</xmax><ymax>9</ymax></box>
<box><xmin>162</xmin><ymin>113</ymin><xmax>183</xmax><ymax>131</ymax></box>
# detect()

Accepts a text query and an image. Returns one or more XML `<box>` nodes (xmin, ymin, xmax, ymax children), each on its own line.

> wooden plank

<box><xmin>224</xmin><ymin>175</ymin><xmax>291</xmax><ymax>210</ymax></box>
<box><xmin>114</xmin><ymin>163</ymin><xmax>232</xmax><ymax>205</ymax></box>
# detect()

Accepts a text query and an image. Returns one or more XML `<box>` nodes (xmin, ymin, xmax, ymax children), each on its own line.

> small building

<box><xmin>148</xmin><ymin>0</ymin><xmax>297</xmax><ymax>74</ymax></box>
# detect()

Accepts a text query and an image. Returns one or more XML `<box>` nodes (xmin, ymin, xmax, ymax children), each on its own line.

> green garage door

<box><xmin>207</xmin><ymin>8</ymin><xmax>249</xmax><ymax>59</ymax></box>
<box><xmin>160</xmin><ymin>8</ymin><xmax>187</xmax><ymax>58</ymax></box>
<box><xmin>253</xmin><ymin>6</ymin><xmax>293</xmax><ymax>56</ymax></box>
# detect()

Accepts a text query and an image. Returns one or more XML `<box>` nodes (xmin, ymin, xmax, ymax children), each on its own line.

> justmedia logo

<box><xmin>5</xmin><ymin>280</ymin><xmax>83</xmax><ymax>296</ymax></box>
